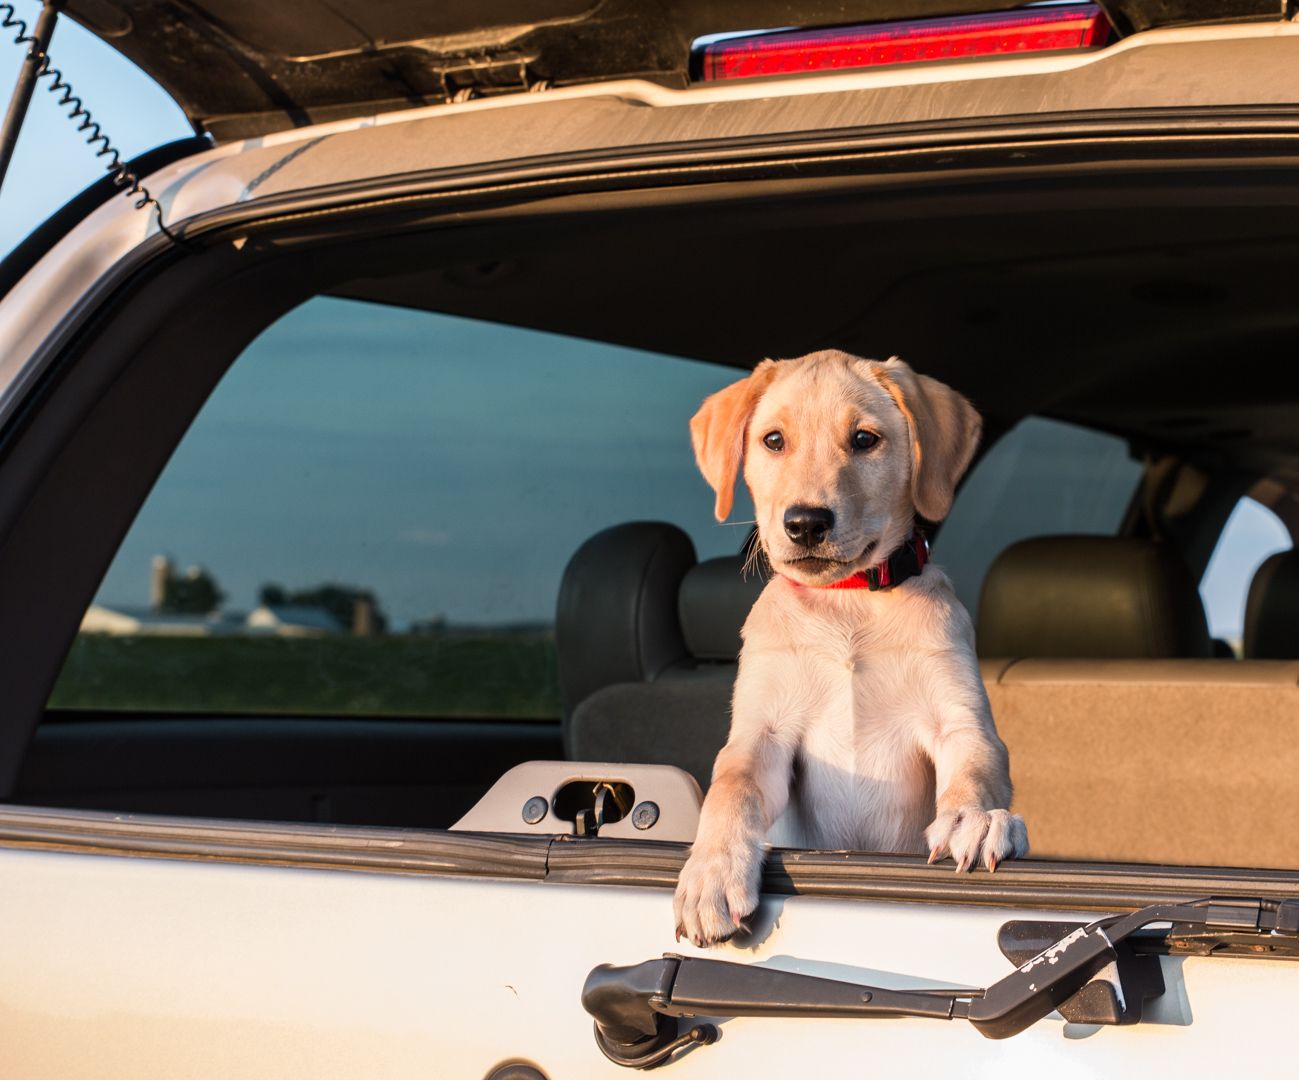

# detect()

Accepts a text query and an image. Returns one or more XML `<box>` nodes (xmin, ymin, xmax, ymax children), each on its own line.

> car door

<box><xmin>4</xmin><ymin>810</ymin><xmax>1299</xmax><ymax>1077</ymax></box>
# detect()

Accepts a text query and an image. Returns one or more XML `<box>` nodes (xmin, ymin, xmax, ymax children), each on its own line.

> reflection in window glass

<box><xmin>51</xmin><ymin>297</ymin><xmax>752</xmax><ymax>719</ymax></box>
<box><xmin>934</xmin><ymin>417</ymin><xmax>1142</xmax><ymax>619</ymax></box>
<box><xmin>1200</xmin><ymin>496</ymin><xmax>1291</xmax><ymax>653</ymax></box>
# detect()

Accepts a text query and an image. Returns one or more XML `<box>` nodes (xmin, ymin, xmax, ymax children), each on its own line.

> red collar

<box><xmin>798</xmin><ymin>529</ymin><xmax>929</xmax><ymax>591</ymax></box>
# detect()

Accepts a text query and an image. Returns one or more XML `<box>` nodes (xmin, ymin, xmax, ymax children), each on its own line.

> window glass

<box><xmin>1199</xmin><ymin>496</ymin><xmax>1292</xmax><ymax>654</ymax></box>
<box><xmin>934</xmin><ymin>417</ymin><xmax>1143</xmax><ymax>619</ymax></box>
<box><xmin>50</xmin><ymin>297</ymin><xmax>752</xmax><ymax>719</ymax></box>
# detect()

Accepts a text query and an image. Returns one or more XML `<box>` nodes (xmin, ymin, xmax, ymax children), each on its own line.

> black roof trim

<box><xmin>1100</xmin><ymin>0</ymin><xmax>1284</xmax><ymax>37</ymax></box>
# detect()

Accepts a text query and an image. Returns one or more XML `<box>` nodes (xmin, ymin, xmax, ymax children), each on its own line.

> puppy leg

<box><xmin>924</xmin><ymin>708</ymin><xmax>1029</xmax><ymax>873</ymax></box>
<box><xmin>673</xmin><ymin>751</ymin><xmax>771</xmax><ymax>947</ymax></box>
<box><xmin>675</xmin><ymin>665</ymin><xmax>800</xmax><ymax>947</ymax></box>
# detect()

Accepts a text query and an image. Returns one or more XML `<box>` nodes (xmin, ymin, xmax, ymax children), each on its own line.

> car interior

<box><xmin>6</xmin><ymin>163</ymin><xmax>1299</xmax><ymax>872</ymax></box>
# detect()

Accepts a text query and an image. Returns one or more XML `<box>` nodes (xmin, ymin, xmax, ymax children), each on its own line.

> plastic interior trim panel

<box><xmin>450</xmin><ymin>761</ymin><xmax>703</xmax><ymax>842</ymax></box>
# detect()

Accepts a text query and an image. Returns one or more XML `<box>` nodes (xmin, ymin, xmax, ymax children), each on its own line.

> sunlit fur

<box><xmin>674</xmin><ymin>351</ymin><xmax>1028</xmax><ymax>948</ymax></box>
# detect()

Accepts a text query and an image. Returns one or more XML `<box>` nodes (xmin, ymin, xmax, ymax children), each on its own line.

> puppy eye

<box><xmin>852</xmin><ymin>430</ymin><xmax>880</xmax><ymax>452</ymax></box>
<box><xmin>762</xmin><ymin>431</ymin><xmax>785</xmax><ymax>452</ymax></box>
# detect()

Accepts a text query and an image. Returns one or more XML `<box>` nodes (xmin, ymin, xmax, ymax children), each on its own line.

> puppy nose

<box><xmin>783</xmin><ymin>505</ymin><xmax>835</xmax><ymax>548</ymax></box>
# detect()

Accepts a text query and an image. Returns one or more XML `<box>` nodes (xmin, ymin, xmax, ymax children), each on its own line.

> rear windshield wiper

<box><xmin>583</xmin><ymin>896</ymin><xmax>1299</xmax><ymax>1069</ymax></box>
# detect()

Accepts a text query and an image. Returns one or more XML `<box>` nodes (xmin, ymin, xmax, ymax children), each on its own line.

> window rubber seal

<box><xmin>1</xmin><ymin>804</ymin><xmax>1296</xmax><ymax>914</ymax></box>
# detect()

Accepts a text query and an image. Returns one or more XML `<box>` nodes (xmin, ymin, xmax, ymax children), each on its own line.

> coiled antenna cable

<box><xmin>0</xmin><ymin>1</ymin><xmax>181</xmax><ymax>242</ymax></box>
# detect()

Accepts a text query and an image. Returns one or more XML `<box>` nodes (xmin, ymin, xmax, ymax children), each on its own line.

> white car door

<box><xmin>1</xmin><ymin>804</ymin><xmax>1295</xmax><ymax>1078</ymax></box>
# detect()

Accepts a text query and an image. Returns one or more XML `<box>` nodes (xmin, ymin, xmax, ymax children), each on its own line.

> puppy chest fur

<box><xmin>752</xmin><ymin>577</ymin><xmax>948</xmax><ymax>853</ymax></box>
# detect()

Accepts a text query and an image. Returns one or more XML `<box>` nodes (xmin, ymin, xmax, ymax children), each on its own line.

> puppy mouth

<box><xmin>782</xmin><ymin>539</ymin><xmax>877</xmax><ymax>575</ymax></box>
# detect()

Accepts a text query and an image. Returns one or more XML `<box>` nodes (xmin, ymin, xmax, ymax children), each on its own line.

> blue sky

<box><xmin>0</xmin><ymin>3</ymin><xmax>1290</xmax><ymax>638</ymax></box>
<box><xmin>0</xmin><ymin>4</ymin><xmax>188</xmax><ymax>258</ymax></box>
<box><xmin>95</xmin><ymin>298</ymin><xmax>754</xmax><ymax>627</ymax></box>
<box><xmin>1200</xmin><ymin>497</ymin><xmax>1290</xmax><ymax>644</ymax></box>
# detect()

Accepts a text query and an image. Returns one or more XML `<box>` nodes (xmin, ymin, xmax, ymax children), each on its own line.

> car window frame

<box><xmin>4</xmin><ymin>125</ymin><xmax>1299</xmax><ymax>907</ymax></box>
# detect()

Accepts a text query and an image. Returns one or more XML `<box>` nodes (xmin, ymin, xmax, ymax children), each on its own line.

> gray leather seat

<box><xmin>556</xmin><ymin>522</ymin><xmax>763</xmax><ymax>789</ymax></box>
<box><xmin>976</xmin><ymin>535</ymin><xmax>1212</xmax><ymax>659</ymax></box>
<box><xmin>1244</xmin><ymin>548</ymin><xmax>1299</xmax><ymax>658</ymax></box>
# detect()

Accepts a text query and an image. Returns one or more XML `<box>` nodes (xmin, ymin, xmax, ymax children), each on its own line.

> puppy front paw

<box><xmin>673</xmin><ymin>843</ymin><xmax>763</xmax><ymax>947</ymax></box>
<box><xmin>925</xmin><ymin>808</ymin><xmax>1028</xmax><ymax>872</ymax></box>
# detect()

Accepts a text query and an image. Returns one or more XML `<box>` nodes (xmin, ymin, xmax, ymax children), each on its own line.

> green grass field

<box><xmin>49</xmin><ymin>632</ymin><xmax>562</xmax><ymax>719</ymax></box>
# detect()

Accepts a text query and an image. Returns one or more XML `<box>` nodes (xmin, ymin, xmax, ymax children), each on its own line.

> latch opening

<box><xmin>554</xmin><ymin>780</ymin><xmax>635</xmax><ymax>837</ymax></box>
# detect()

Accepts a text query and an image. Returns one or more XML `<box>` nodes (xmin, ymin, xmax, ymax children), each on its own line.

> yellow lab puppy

<box><xmin>674</xmin><ymin>351</ymin><xmax>1027</xmax><ymax>947</ymax></box>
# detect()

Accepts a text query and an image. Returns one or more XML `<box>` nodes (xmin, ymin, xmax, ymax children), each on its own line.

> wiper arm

<box><xmin>581</xmin><ymin>956</ymin><xmax>971</xmax><ymax>1069</ymax></box>
<box><xmin>582</xmin><ymin>896</ymin><xmax>1299</xmax><ymax>1069</ymax></box>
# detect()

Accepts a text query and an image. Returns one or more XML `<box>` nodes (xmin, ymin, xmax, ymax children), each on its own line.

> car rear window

<box><xmin>48</xmin><ymin>297</ymin><xmax>753</xmax><ymax>720</ymax></box>
<box><xmin>934</xmin><ymin>416</ymin><xmax>1143</xmax><ymax>619</ymax></box>
<box><xmin>1200</xmin><ymin>494</ymin><xmax>1291</xmax><ymax>655</ymax></box>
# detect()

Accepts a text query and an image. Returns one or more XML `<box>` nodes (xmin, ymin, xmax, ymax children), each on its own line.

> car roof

<box><xmin>64</xmin><ymin>0</ymin><xmax>1279</xmax><ymax>141</ymax></box>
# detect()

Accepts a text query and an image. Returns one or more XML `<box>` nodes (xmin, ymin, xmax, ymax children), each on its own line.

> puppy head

<box><xmin>690</xmin><ymin>351</ymin><xmax>981</xmax><ymax>586</ymax></box>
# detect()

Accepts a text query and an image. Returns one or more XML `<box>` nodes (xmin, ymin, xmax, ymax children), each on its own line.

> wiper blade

<box><xmin>583</xmin><ymin>896</ymin><xmax>1299</xmax><ymax>1069</ymax></box>
<box><xmin>1005</xmin><ymin>896</ymin><xmax>1299</xmax><ymax>963</ymax></box>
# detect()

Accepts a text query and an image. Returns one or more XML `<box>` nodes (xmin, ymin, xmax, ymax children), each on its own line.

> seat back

<box><xmin>976</xmin><ymin>535</ymin><xmax>1212</xmax><ymax>659</ymax></box>
<box><xmin>556</xmin><ymin>522</ymin><xmax>762</xmax><ymax>788</ymax></box>
<box><xmin>1244</xmin><ymin>548</ymin><xmax>1299</xmax><ymax>658</ymax></box>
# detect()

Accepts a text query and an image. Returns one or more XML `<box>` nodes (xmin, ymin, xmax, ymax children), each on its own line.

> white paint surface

<box><xmin>0</xmin><ymin>846</ymin><xmax>1289</xmax><ymax>1078</ymax></box>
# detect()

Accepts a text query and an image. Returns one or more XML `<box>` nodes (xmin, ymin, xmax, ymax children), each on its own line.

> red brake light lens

<box><xmin>696</xmin><ymin>4</ymin><xmax>1112</xmax><ymax>82</ymax></box>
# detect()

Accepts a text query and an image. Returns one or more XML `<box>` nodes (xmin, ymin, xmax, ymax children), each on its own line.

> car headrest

<box><xmin>556</xmin><ymin>522</ymin><xmax>695</xmax><ymax>717</ymax></box>
<box><xmin>976</xmin><ymin>536</ymin><xmax>1212</xmax><ymax>659</ymax></box>
<box><xmin>678</xmin><ymin>557</ymin><xmax>766</xmax><ymax>661</ymax></box>
<box><xmin>1244</xmin><ymin>549</ymin><xmax>1299</xmax><ymax>659</ymax></box>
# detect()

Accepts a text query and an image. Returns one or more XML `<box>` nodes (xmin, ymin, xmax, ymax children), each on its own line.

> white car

<box><xmin>1</xmin><ymin>1</ymin><xmax>1297</xmax><ymax>1076</ymax></box>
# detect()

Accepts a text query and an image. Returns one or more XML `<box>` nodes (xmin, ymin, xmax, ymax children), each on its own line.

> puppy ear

<box><xmin>875</xmin><ymin>356</ymin><xmax>982</xmax><ymax>522</ymax></box>
<box><xmin>690</xmin><ymin>360</ymin><xmax>780</xmax><ymax>521</ymax></box>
